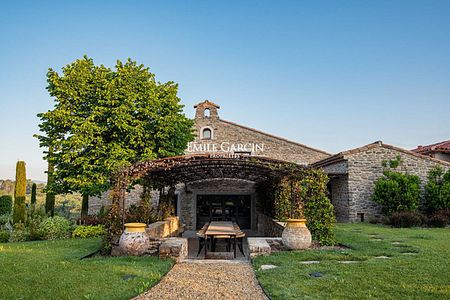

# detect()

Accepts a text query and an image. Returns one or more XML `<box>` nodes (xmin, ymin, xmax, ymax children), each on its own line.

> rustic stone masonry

<box><xmin>189</xmin><ymin>100</ymin><xmax>330</xmax><ymax>165</ymax></box>
<box><xmin>256</xmin><ymin>212</ymin><xmax>285</xmax><ymax>237</ymax></box>
<box><xmin>88</xmin><ymin>100</ymin><xmax>450</xmax><ymax>228</ymax></box>
<box><xmin>314</xmin><ymin>142</ymin><xmax>450</xmax><ymax>222</ymax></box>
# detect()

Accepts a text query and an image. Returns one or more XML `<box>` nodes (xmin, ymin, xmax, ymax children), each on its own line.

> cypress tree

<box><xmin>45</xmin><ymin>146</ymin><xmax>56</xmax><ymax>217</ymax></box>
<box><xmin>13</xmin><ymin>161</ymin><xmax>27</xmax><ymax>223</ymax></box>
<box><xmin>31</xmin><ymin>183</ymin><xmax>37</xmax><ymax>206</ymax></box>
<box><xmin>81</xmin><ymin>194</ymin><xmax>89</xmax><ymax>217</ymax></box>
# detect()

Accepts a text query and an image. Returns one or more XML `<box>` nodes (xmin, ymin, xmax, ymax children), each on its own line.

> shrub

<box><xmin>373</xmin><ymin>169</ymin><xmax>421</xmax><ymax>215</ymax></box>
<box><xmin>427</xmin><ymin>211</ymin><xmax>449</xmax><ymax>228</ymax></box>
<box><xmin>424</xmin><ymin>166</ymin><xmax>450</xmax><ymax>212</ymax></box>
<box><xmin>13</xmin><ymin>161</ymin><xmax>27</xmax><ymax>224</ymax></box>
<box><xmin>126</xmin><ymin>204</ymin><xmax>158</xmax><ymax>224</ymax></box>
<box><xmin>9</xmin><ymin>223</ymin><xmax>30</xmax><ymax>242</ymax></box>
<box><xmin>37</xmin><ymin>216</ymin><xmax>72</xmax><ymax>240</ymax></box>
<box><xmin>389</xmin><ymin>211</ymin><xmax>423</xmax><ymax>228</ymax></box>
<box><xmin>0</xmin><ymin>195</ymin><xmax>13</xmax><ymax>215</ymax></box>
<box><xmin>0</xmin><ymin>230</ymin><xmax>10</xmax><ymax>243</ymax></box>
<box><xmin>72</xmin><ymin>225</ymin><xmax>106</xmax><ymax>238</ymax></box>
<box><xmin>0</xmin><ymin>214</ymin><xmax>11</xmax><ymax>226</ymax></box>
<box><xmin>27</xmin><ymin>214</ymin><xmax>46</xmax><ymax>240</ymax></box>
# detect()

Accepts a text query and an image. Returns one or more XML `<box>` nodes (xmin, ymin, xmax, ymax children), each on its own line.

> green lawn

<box><xmin>253</xmin><ymin>224</ymin><xmax>450</xmax><ymax>299</ymax></box>
<box><xmin>0</xmin><ymin>238</ymin><xmax>173</xmax><ymax>300</ymax></box>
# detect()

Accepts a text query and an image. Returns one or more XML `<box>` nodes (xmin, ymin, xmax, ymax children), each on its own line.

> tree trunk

<box><xmin>81</xmin><ymin>194</ymin><xmax>89</xmax><ymax>217</ymax></box>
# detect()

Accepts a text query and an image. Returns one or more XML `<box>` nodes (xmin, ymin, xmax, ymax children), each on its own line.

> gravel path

<box><xmin>134</xmin><ymin>261</ymin><xmax>268</xmax><ymax>300</ymax></box>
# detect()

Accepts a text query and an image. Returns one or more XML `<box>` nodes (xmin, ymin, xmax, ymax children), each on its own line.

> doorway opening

<box><xmin>196</xmin><ymin>194</ymin><xmax>251</xmax><ymax>229</ymax></box>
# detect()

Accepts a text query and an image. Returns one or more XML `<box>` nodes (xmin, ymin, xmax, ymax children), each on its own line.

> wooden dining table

<box><xmin>204</xmin><ymin>221</ymin><xmax>238</xmax><ymax>258</ymax></box>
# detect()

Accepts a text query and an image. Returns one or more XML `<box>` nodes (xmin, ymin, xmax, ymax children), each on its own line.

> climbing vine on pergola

<box><xmin>104</xmin><ymin>154</ymin><xmax>303</xmax><ymax>250</ymax></box>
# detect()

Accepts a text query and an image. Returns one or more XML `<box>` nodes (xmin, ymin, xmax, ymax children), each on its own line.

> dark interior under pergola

<box><xmin>104</xmin><ymin>154</ymin><xmax>336</xmax><ymax>252</ymax></box>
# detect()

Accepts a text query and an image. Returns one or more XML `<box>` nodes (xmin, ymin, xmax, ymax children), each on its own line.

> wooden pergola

<box><xmin>111</xmin><ymin>154</ymin><xmax>306</xmax><ymax>223</ymax></box>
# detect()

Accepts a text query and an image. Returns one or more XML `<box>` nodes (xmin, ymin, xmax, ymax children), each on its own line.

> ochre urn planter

<box><xmin>281</xmin><ymin>218</ymin><xmax>312</xmax><ymax>250</ymax></box>
<box><xmin>119</xmin><ymin>223</ymin><xmax>149</xmax><ymax>256</ymax></box>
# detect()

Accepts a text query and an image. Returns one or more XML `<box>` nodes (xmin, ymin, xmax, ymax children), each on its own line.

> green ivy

<box><xmin>260</xmin><ymin>169</ymin><xmax>336</xmax><ymax>246</ymax></box>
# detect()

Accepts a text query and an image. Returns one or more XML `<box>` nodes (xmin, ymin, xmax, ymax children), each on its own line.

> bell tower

<box><xmin>194</xmin><ymin>100</ymin><xmax>220</xmax><ymax>119</ymax></box>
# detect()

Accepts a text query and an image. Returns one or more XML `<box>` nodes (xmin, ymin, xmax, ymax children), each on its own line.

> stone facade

<box><xmin>316</xmin><ymin>142</ymin><xmax>450</xmax><ymax>222</ymax></box>
<box><xmin>88</xmin><ymin>100</ymin><xmax>450</xmax><ymax>227</ymax></box>
<box><xmin>88</xmin><ymin>100</ymin><xmax>329</xmax><ymax>226</ymax></box>
<box><xmin>187</xmin><ymin>100</ymin><xmax>330</xmax><ymax>165</ymax></box>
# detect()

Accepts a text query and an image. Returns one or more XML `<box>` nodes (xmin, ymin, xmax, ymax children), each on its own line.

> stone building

<box><xmin>411</xmin><ymin>140</ymin><xmax>450</xmax><ymax>163</ymax></box>
<box><xmin>89</xmin><ymin>100</ymin><xmax>450</xmax><ymax>227</ymax></box>
<box><xmin>313</xmin><ymin>141</ymin><xmax>450</xmax><ymax>222</ymax></box>
<box><xmin>89</xmin><ymin>100</ymin><xmax>330</xmax><ymax>230</ymax></box>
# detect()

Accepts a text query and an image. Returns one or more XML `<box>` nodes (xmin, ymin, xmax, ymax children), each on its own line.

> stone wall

<box><xmin>434</xmin><ymin>152</ymin><xmax>450</xmax><ymax>163</ymax></box>
<box><xmin>329</xmin><ymin>175</ymin><xmax>349</xmax><ymax>222</ymax></box>
<box><xmin>88</xmin><ymin>185</ymin><xmax>162</xmax><ymax>215</ymax></box>
<box><xmin>346</xmin><ymin>145</ymin><xmax>450</xmax><ymax>221</ymax></box>
<box><xmin>88</xmin><ymin>185</ymin><xmax>146</xmax><ymax>215</ymax></box>
<box><xmin>256</xmin><ymin>212</ymin><xmax>285</xmax><ymax>237</ymax></box>
<box><xmin>146</xmin><ymin>217</ymin><xmax>182</xmax><ymax>239</ymax></box>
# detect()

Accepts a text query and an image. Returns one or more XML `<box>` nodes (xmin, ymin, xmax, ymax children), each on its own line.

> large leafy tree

<box><xmin>36</xmin><ymin>56</ymin><xmax>194</xmax><ymax>214</ymax></box>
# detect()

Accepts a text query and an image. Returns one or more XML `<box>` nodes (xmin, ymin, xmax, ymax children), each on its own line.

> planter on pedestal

<box><xmin>281</xmin><ymin>218</ymin><xmax>312</xmax><ymax>250</ymax></box>
<box><xmin>119</xmin><ymin>223</ymin><xmax>149</xmax><ymax>256</ymax></box>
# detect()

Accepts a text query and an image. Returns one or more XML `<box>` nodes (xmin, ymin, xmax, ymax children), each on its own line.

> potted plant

<box><xmin>278</xmin><ymin>178</ymin><xmax>312</xmax><ymax>250</ymax></box>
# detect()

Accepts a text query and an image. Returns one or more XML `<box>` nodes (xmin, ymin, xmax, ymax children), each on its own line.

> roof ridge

<box><xmin>313</xmin><ymin>141</ymin><xmax>450</xmax><ymax>168</ymax></box>
<box><xmin>412</xmin><ymin>140</ymin><xmax>450</xmax><ymax>152</ymax></box>
<box><xmin>219</xmin><ymin>119</ymin><xmax>331</xmax><ymax>156</ymax></box>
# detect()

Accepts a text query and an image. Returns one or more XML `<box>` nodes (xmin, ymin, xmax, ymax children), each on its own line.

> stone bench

<box><xmin>146</xmin><ymin>217</ymin><xmax>183</xmax><ymax>239</ymax></box>
<box><xmin>247</xmin><ymin>238</ymin><xmax>272</xmax><ymax>258</ymax></box>
<box><xmin>159</xmin><ymin>237</ymin><xmax>188</xmax><ymax>262</ymax></box>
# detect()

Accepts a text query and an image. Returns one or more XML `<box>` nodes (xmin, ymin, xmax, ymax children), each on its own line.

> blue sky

<box><xmin>1</xmin><ymin>0</ymin><xmax>449</xmax><ymax>181</ymax></box>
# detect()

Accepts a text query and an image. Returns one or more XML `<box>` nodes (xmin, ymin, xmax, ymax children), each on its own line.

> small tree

<box><xmin>13</xmin><ymin>161</ymin><xmax>27</xmax><ymax>223</ymax></box>
<box><xmin>424</xmin><ymin>166</ymin><xmax>450</xmax><ymax>212</ymax></box>
<box><xmin>30</xmin><ymin>183</ymin><xmax>37</xmax><ymax>206</ymax></box>
<box><xmin>372</xmin><ymin>156</ymin><xmax>421</xmax><ymax>215</ymax></box>
<box><xmin>45</xmin><ymin>148</ymin><xmax>56</xmax><ymax>217</ymax></box>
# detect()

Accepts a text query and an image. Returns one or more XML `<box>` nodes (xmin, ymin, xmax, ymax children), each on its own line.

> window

<box><xmin>204</xmin><ymin>108</ymin><xmax>211</xmax><ymax>117</ymax></box>
<box><xmin>202</xmin><ymin>128</ymin><xmax>212</xmax><ymax>139</ymax></box>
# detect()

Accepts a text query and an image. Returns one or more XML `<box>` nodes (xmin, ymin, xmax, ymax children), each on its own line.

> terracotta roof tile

<box><xmin>411</xmin><ymin>140</ymin><xmax>450</xmax><ymax>154</ymax></box>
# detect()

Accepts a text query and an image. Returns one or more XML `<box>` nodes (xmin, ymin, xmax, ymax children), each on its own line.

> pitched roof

<box><xmin>219</xmin><ymin>119</ymin><xmax>331</xmax><ymax>156</ymax></box>
<box><xmin>312</xmin><ymin>141</ymin><xmax>450</xmax><ymax>168</ymax></box>
<box><xmin>411</xmin><ymin>140</ymin><xmax>450</xmax><ymax>154</ymax></box>
<box><xmin>194</xmin><ymin>100</ymin><xmax>220</xmax><ymax>109</ymax></box>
